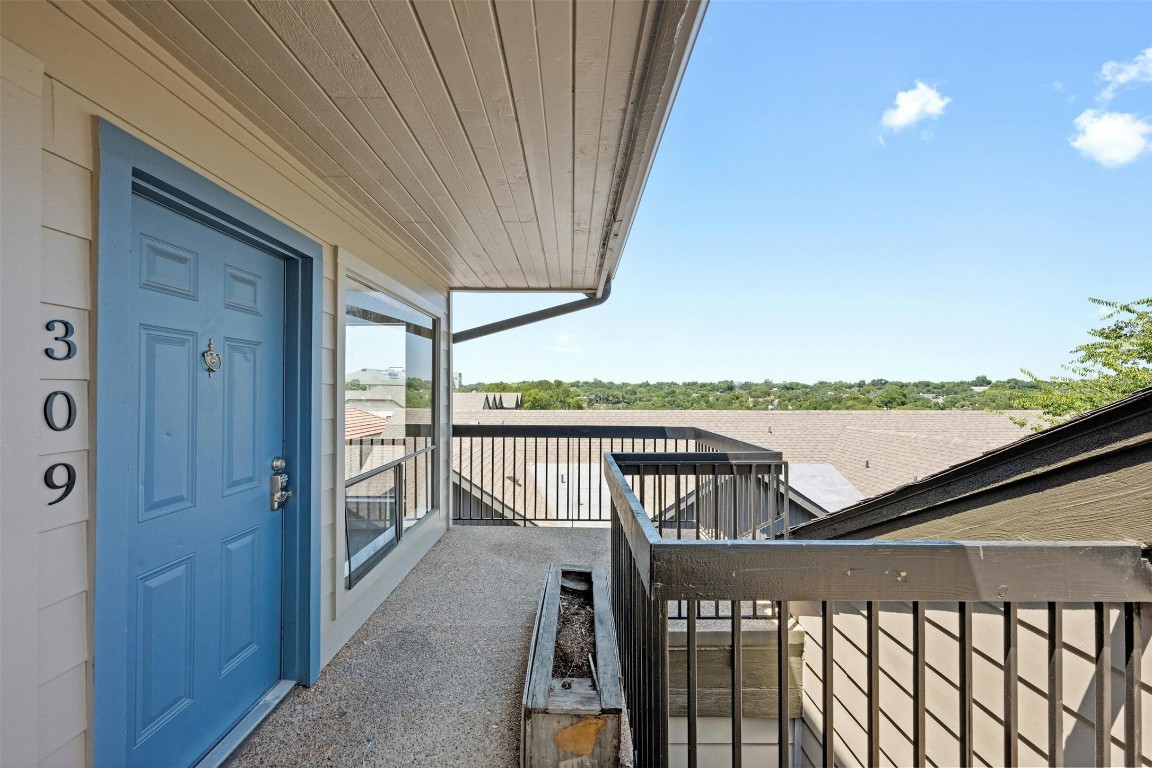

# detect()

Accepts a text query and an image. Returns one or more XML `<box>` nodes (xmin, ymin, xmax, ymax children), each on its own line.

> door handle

<box><xmin>270</xmin><ymin>457</ymin><xmax>292</xmax><ymax>511</ymax></box>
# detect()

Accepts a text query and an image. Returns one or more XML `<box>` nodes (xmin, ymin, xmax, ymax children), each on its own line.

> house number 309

<box><xmin>43</xmin><ymin>320</ymin><xmax>77</xmax><ymax>505</ymax></box>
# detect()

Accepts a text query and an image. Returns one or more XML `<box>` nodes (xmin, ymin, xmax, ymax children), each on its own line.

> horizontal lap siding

<box><xmin>1</xmin><ymin>1</ymin><xmax>451</xmax><ymax>763</ymax></box>
<box><xmin>798</xmin><ymin>602</ymin><xmax>1152</xmax><ymax>767</ymax></box>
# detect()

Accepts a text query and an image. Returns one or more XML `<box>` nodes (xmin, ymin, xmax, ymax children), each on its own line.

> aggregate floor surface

<box><xmin>225</xmin><ymin>526</ymin><xmax>610</xmax><ymax>768</ymax></box>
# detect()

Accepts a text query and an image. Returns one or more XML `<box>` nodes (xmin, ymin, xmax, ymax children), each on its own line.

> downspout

<box><xmin>451</xmin><ymin>278</ymin><xmax>612</xmax><ymax>344</ymax></box>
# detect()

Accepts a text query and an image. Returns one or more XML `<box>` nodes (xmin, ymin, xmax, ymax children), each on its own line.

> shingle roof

<box><xmin>344</xmin><ymin>404</ymin><xmax>389</xmax><ymax>439</ymax></box>
<box><xmin>451</xmin><ymin>408</ymin><xmax>1032</xmax><ymax>501</ymax></box>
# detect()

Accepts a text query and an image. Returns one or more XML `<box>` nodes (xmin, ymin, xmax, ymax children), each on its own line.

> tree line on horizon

<box><xmin>459</xmin><ymin>376</ymin><xmax>1039</xmax><ymax>412</ymax></box>
<box><xmin>461</xmin><ymin>298</ymin><xmax>1151</xmax><ymax>423</ymax></box>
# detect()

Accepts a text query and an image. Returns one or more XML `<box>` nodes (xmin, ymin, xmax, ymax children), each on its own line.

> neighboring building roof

<box><xmin>792</xmin><ymin>387</ymin><xmax>1152</xmax><ymax>542</ymax></box>
<box><xmin>344</xmin><ymin>405</ymin><xmax>389</xmax><ymax>439</ymax></box>
<box><xmin>454</xmin><ymin>392</ymin><xmax>523</xmax><ymax>411</ymax></box>
<box><xmin>453</xmin><ymin>393</ymin><xmax>490</xmax><ymax>412</ymax></box>
<box><xmin>450</xmin><ymin>407</ymin><xmax>1032</xmax><ymax>500</ymax></box>
<box><xmin>345</xmin><ymin>385</ymin><xmax>406</xmax><ymax>411</ymax></box>
<box><xmin>788</xmin><ymin>463</ymin><xmax>865</xmax><ymax>513</ymax></box>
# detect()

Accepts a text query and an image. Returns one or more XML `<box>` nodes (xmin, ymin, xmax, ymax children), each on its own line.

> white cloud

<box><xmin>881</xmin><ymin>81</ymin><xmax>951</xmax><ymax>132</ymax></box>
<box><xmin>1099</xmin><ymin>47</ymin><xmax>1152</xmax><ymax>103</ymax></box>
<box><xmin>549</xmin><ymin>333</ymin><xmax>584</xmax><ymax>355</ymax></box>
<box><xmin>1069</xmin><ymin>109</ymin><xmax>1151</xmax><ymax>167</ymax></box>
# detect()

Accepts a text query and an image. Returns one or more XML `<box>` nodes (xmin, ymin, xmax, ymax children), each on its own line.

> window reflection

<box><xmin>344</xmin><ymin>278</ymin><xmax>437</xmax><ymax>588</ymax></box>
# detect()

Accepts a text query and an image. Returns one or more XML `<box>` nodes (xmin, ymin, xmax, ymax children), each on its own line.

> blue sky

<box><xmin>453</xmin><ymin>1</ymin><xmax>1152</xmax><ymax>385</ymax></box>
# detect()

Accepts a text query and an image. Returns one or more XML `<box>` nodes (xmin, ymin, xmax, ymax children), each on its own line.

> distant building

<box><xmin>347</xmin><ymin>367</ymin><xmax>406</xmax><ymax>386</ymax></box>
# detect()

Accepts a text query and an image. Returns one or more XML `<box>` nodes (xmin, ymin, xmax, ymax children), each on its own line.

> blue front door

<box><xmin>107</xmin><ymin>192</ymin><xmax>287</xmax><ymax>766</ymax></box>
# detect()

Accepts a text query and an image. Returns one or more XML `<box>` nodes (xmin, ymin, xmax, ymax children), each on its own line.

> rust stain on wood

<box><xmin>554</xmin><ymin>716</ymin><xmax>605</xmax><ymax>756</ymax></box>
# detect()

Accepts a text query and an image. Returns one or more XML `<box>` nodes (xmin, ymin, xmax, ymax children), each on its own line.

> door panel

<box><xmin>134</xmin><ymin>556</ymin><xmax>195</xmax><ymax>741</ymax></box>
<box><xmin>138</xmin><ymin>327</ymin><xmax>197</xmax><ymax>520</ymax></box>
<box><xmin>120</xmin><ymin>194</ymin><xmax>286</xmax><ymax>767</ymax></box>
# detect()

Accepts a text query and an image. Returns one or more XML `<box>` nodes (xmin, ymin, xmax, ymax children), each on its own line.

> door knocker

<box><xmin>202</xmin><ymin>338</ymin><xmax>222</xmax><ymax>377</ymax></box>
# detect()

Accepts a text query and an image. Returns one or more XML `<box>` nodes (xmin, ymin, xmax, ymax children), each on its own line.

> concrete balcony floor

<box><xmin>226</xmin><ymin>526</ymin><xmax>610</xmax><ymax>767</ymax></box>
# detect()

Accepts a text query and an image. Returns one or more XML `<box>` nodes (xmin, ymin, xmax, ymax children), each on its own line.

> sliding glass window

<box><xmin>344</xmin><ymin>278</ymin><xmax>436</xmax><ymax>588</ymax></box>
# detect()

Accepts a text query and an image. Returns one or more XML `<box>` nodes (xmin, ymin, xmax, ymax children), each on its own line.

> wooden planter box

<box><xmin>522</xmin><ymin>564</ymin><xmax>623</xmax><ymax>767</ymax></box>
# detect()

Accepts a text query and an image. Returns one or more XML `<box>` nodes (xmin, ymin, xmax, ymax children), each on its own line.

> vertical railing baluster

<box><xmin>658</xmin><ymin>464</ymin><xmax>665</xmax><ymax>535</ymax></box>
<box><xmin>960</xmin><ymin>601</ymin><xmax>973</xmax><ymax>767</ymax></box>
<box><xmin>731</xmin><ymin>604</ymin><xmax>743</xmax><ymax>766</ymax></box>
<box><xmin>466</xmin><ymin>437</ymin><xmax>474</xmax><ymax>521</ymax></box>
<box><xmin>867</xmin><ymin>601</ymin><xmax>880</xmax><ymax>766</ymax></box>
<box><xmin>687</xmin><ymin>599</ymin><xmax>698</xmax><ymax>768</ymax></box>
<box><xmin>1048</xmin><ymin>602</ymin><xmax>1064</xmax><ymax>767</ymax></box>
<box><xmin>913</xmin><ymin>600</ymin><xmax>926</xmax><ymax>767</ymax></box>
<box><xmin>713</xmin><ymin>464</ymin><xmax>721</xmax><ymax>541</ymax></box>
<box><xmin>730</xmin><ymin>465</ymin><xmax>738</xmax><ymax>541</ymax></box>
<box><xmin>781</xmin><ymin>462</ymin><xmax>790</xmax><ymax>539</ymax></box>
<box><xmin>655</xmin><ymin>592</ymin><xmax>669</xmax><ymax>768</ymax></box>
<box><xmin>480</xmin><ymin>436</ymin><xmax>487</xmax><ymax>520</ymax></box>
<box><xmin>1095</xmin><ymin>601</ymin><xmax>1111</xmax><ymax>766</ymax></box>
<box><xmin>768</xmin><ymin>465</ymin><xmax>778</xmax><ymax>539</ymax></box>
<box><xmin>822</xmin><ymin>601</ymin><xmax>835</xmax><ymax>768</ymax></box>
<box><xmin>575</xmin><ymin>436</ymin><xmax>581</xmax><ymax>523</ymax></box>
<box><xmin>1124</xmin><ymin>602</ymin><xmax>1141</xmax><ymax>766</ymax></box>
<box><xmin>639</xmin><ymin>466</ymin><xmax>646</xmax><ymax>516</ymax></box>
<box><xmin>1004</xmin><ymin>602</ymin><xmax>1018</xmax><ymax>766</ymax></box>
<box><xmin>599</xmin><ymin>442</ymin><xmax>608</xmax><ymax>520</ymax></box>
<box><xmin>675</xmin><ymin>467</ymin><xmax>682</xmax><ymax>540</ymax></box>
<box><xmin>778</xmin><ymin>599</ymin><xmax>791</xmax><ymax>768</ymax></box>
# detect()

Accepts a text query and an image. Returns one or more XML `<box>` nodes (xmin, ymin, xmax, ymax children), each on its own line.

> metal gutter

<box><xmin>451</xmin><ymin>278</ymin><xmax>612</xmax><ymax>344</ymax></box>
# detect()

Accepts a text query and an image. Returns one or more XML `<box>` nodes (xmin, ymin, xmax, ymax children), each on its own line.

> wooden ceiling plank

<box><xmin>175</xmin><ymin>0</ymin><xmax>469</xmax><ymax>283</ymax></box>
<box><xmin>532</xmin><ymin>0</ymin><xmax>576</xmax><ymax>289</ymax></box>
<box><xmin>493</xmin><ymin>0</ymin><xmax>561</xmax><ymax>288</ymax></box>
<box><xmin>413</xmin><ymin>0</ymin><xmax>546</xmax><ymax>289</ymax></box>
<box><xmin>364</xmin><ymin>0</ymin><xmax>532</xmax><ymax>289</ymax></box>
<box><xmin>445</xmin><ymin>0</ymin><xmax>551</xmax><ymax>289</ymax></box>
<box><xmin>252</xmin><ymin>0</ymin><xmax>491</xmax><ymax>287</ymax></box>
<box><xmin>118</xmin><ymin>1</ymin><xmax>457</xmax><ymax>286</ymax></box>
<box><xmin>583</xmin><ymin>0</ymin><xmax>648</xmax><ymax>287</ymax></box>
<box><xmin>336</xmin><ymin>0</ymin><xmax>527</xmax><ymax>287</ymax></box>
<box><xmin>115</xmin><ymin>0</ymin><xmax>344</xmax><ymax>179</ymax></box>
<box><xmin>572</xmin><ymin>0</ymin><xmax>613</xmax><ymax>289</ymax></box>
<box><xmin>272</xmin><ymin>0</ymin><xmax>497</xmax><ymax>287</ymax></box>
<box><xmin>196</xmin><ymin>1</ymin><xmax>419</xmax><ymax>212</ymax></box>
<box><xmin>171</xmin><ymin>1</ymin><xmax>389</xmax><ymax>188</ymax></box>
<box><xmin>331</xmin><ymin>0</ymin><xmax>511</xmax><ymax>287</ymax></box>
<box><xmin>324</xmin><ymin>174</ymin><xmax>468</xmax><ymax>282</ymax></box>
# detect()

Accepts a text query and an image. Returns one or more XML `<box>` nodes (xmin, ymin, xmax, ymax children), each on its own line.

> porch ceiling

<box><xmin>111</xmin><ymin>0</ymin><xmax>705</xmax><ymax>291</ymax></box>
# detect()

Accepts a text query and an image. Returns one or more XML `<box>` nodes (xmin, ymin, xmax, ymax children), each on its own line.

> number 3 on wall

<box><xmin>44</xmin><ymin>319</ymin><xmax>77</xmax><ymax>361</ymax></box>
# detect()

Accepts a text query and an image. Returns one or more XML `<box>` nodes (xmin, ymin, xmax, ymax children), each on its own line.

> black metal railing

<box><xmin>450</xmin><ymin>424</ymin><xmax>778</xmax><ymax>526</ymax></box>
<box><xmin>606</xmin><ymin>449</ymin><xmax>1152</xmax><ymax>768</ymax></box>
<box><xmin>344</xmin><ymin>436</ymin><xmax>434</xmax><ymax>588</ymax></box>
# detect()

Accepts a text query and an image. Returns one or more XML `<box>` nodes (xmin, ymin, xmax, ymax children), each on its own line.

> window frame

<box><xmin>335</xmin><ymin>248</ymin><xmax>441</xmax><ymax>599</ymax></box>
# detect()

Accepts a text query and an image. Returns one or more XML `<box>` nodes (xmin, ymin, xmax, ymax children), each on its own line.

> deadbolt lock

<box><xmin>270</xmin><ymin>456</ymin><xmax>292</xmax><ymax>511</ymax></box>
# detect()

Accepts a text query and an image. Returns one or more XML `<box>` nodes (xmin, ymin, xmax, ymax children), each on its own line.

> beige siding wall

<box><xmin>794</xmin><ymin>446</ymin><xmax>1152</xmax><ymax>765</ymax></box>
<box><xmin>1</xmin><ymin>2</ymin><xmax>452</xmax><ymax>764</ymax></box>
<box><xmin>797</xmin><ymin>601</ymin><xmax>1152</xmax><ymax>767</ymax></box>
